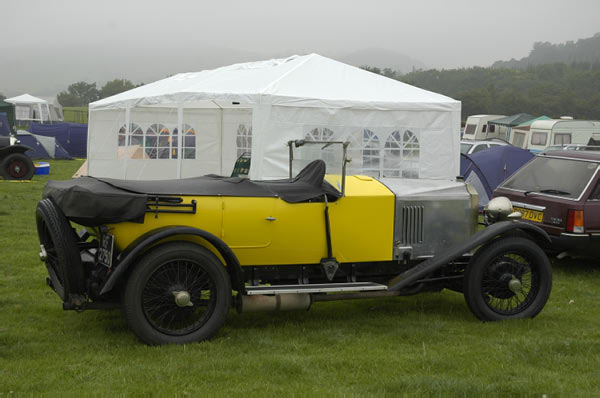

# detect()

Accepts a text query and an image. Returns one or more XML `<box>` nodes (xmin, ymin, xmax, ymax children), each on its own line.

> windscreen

<box><xmin>460</xmin><ymin>143</ymin><xmax>473</xmax><ymax>154</ymax></box>
<box><xmin>290</xmin><ymin>141</ymin><xmax>345</xmax><ymax>192</ymax></box>
<box><xmin>501</xmin><ymin>156</ymin><xmax>598</xmax><ymax>199</ymax></box>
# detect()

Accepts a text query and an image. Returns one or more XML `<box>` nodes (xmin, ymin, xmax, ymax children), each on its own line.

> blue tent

<box><xmin>17</xmin><ymin>131</ymin><xmax>73</xmax><ymax>160</ymax></box>
<box><xmin>29</xmin><ymin>122</ymin><xmax>88</xmax><ymax>158</ymax></box>
<box><xmin>0</xmin><ymin>113</ymin><xmax>11</xmax><ymax>136</ymax></box>
<box><xmin>460</xmin><ymin>146</ymin><xmax>534</xmax><ymax>207</ymax></box>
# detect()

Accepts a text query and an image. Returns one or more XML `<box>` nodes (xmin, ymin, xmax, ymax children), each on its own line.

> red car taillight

<box><xmin>567</xmin><ymin>209</ymin><xmax>584</xmax><ymax>233</ymax></box>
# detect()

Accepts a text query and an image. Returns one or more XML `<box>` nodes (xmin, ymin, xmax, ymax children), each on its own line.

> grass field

<box><xmin>1</xmin><ymin>160</ymin><xmax>600</xmax><ymax>395</ymax></box>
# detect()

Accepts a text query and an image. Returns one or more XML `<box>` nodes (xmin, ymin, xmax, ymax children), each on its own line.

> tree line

<box><xmin>364</xmin><ymin>63</ymin><xmax>600</xmax><ymax>121</ymax></box>
<box><xmin>57</xmin><ymin>79</ymin><xmax>143</xmax><ymax>107</ymax></box>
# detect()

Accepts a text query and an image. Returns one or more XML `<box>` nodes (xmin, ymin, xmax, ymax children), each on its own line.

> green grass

<box><xmin>1</xmin><ymin>160</ymin><xmax>600</xmax><ymax>395</ymax></box>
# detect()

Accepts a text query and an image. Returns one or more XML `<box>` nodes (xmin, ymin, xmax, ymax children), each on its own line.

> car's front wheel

<box><xmin>123</xmin><ymin>242</ymin><xmax>231</xmax><ymax>345</ymax></box>
<box><xmin>464</xmin><ymin>236</ymin><xmax>552</xmax><ymax>321</ymax></box>
<box><xmin>2</xmin><ymin>153</ymin><xmax>35</xmax><ymax>180</ymax></box>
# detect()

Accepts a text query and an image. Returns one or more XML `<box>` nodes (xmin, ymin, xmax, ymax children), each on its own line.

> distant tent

<box><xmin>0</xmin><ymin>101</ymin><xmax>16</xmax><ymax>130</ymax></box>
<box><xmin>488</xmin><ymin>113</ymin><xmax>536</xmax><ymax>127</ymax></box>
<box><xmin>460</xmin><ymin>146</ymin><xmax>534</xmax><ymax>207</ymax></box>
<box><xmin>16</xmin><ymin>131</ymin><xmax>73</xmax><ymax>160</ymax></box>
<box><xmin>0</xmin><ymin>112</ymin><xmax>11</xmax><ymax>136</ymax></box>
<box><xmin>28</xmin><ymin>122</ymin><xmax>88</xmax><ymax>157</ymax></box>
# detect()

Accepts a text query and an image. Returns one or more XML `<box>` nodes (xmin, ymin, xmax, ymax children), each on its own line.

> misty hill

<box><xmin>492</xmin><ymin>33</ymin><xmax>600</xmax><ymax>69</ymax></box>
<box><xmin>337</xmin><ymin>48</ymin><xmax>425</xmax><ymax>74</ymax></box>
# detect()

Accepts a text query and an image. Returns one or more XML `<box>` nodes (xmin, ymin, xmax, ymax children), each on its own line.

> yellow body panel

<box><xmin>109</xmin><ymin>175</ymin><xmax>395</xmax><ymax>266</ymax></box>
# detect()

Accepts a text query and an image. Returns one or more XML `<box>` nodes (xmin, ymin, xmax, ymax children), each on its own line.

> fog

<box><xmin>2</xmin><ymin>0</ymin><xmax>599</xmax><ymax>97</ymax></box>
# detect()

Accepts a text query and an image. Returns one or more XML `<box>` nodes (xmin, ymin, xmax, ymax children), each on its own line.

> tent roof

<box><xmin>91</xmin><ymin>54</ymin><xmax>459</xmax><ymax>111</ymax></box>
<box><xmin>5</xmin><ymin>93</ymin><xmax>48</xmax><ymax>105</ymax></box>
<box><xmin>515</xmin><ymin>115</ymin><xmax>551</xmax><ymax>127</ymax></box>
<box><xmin>488</xmin><ymin>113</ymin><xmax>536</xmax><ymax>127</ymax></box>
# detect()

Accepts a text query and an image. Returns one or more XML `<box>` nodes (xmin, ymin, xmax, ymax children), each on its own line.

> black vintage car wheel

<box><xmin>36</xmin><ymin>199</ymin><xmax>85</xmax><ymax>301</ymax></box>
<box><xmin>123</xmin><ymin>242</ymin><xmax>231</xmax><ymax>345</ymax></box>
<box><xmin>464</xmin><ymin>237</ymin><xmax>552</xmax><ymax>321</ymax></box>
<box><xmin>1</xmin><ymin>153</ymin><xmax>35</xmax><ymax>180</ymax></box>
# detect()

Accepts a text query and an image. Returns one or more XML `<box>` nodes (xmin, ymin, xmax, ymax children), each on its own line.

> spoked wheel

<box><xmin>35</xmin><ymin>199</ymin><xmax>85</xmax><ymax>301</ymax></box>
<box><xmin>123</xmin><ymin>242</ymin><xmax>231</xmax><ymax>345</ymax></box>
<box><xmin>464</xmin><ymin>237</ymin><xmax>552</xmax><ymax>321</ymax></box>
<box><xmin>2</xmin><ymin>153</ymin><xmax>35</xmax><ymax>180</ymax></box>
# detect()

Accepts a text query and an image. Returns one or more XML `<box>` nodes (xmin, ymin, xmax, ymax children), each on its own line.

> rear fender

<box><xmin>99</xmin><ymin>226</ymin><xmax>245</xmax><ymax>295</ymax></box>
<box><xmin>0</xmin><ymin>144</ymin><xmax>32</xmax><ymax>158</ymax></box>
<box><xmin>387</xmin><ymin>221</ymin><xmax>550</xmax><ymax>291</ymax></box>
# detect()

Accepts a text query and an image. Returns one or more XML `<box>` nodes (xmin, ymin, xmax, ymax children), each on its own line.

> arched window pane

<box><xmin>362</xmin><ymin>129</ymin><xmax>380</xmax><ymax>176</ymax></box>
<box><xmin>236</xmin><ymin>124</ymin><xmax>252</xmax><ymax>158</ymax></box>
<box><xmin>305</xmin><ymin>127</ymin><xmax>334</xmax><ymax>142</ymax></box>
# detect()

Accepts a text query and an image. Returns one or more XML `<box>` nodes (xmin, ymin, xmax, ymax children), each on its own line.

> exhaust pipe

<box><xmin>237</xmin><ymin>294</ymin><xmax>311</xmax><ymax>313</ymax></box>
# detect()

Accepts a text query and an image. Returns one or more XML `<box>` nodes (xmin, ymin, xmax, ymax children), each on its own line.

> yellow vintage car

<box><xmin>36</xmin><ymin>141</ymin><xmax>553</xmax><ymax>345</ymax></box>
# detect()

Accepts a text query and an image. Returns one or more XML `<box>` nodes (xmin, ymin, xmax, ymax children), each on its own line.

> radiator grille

<box><xmin>400</xmin><ymin>206</ymin><xmax>424</xmax><ymax>244</ymax></box>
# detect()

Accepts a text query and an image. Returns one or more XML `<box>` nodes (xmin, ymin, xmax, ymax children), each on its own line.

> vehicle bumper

<box><xmin>548</xmin><ymin>232</ymin><xmax>592</xmax><ymax>253</ymax></box>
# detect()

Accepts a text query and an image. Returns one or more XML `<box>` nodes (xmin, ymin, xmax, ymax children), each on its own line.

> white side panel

<box><xmin>250</xmin><ymin>105</ymin><xmax>460</xmax><ymax>180</ymax></box>
<box><xmin>87</xmin><ymin>109</ymin><xmax>126</xmax><ymax>178</ymax></box>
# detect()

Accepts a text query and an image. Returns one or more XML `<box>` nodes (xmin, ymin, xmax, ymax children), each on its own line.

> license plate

<box><xmin>97</xmin><ymin>233</ymin><xmax>114</xmax><ymax>268</ymax></box>
<box><xmin>514</xmin><ymin>207</ymin><xmax>544</xmax><ymax>223</ymax></box>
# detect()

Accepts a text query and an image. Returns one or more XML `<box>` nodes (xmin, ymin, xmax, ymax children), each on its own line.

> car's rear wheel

<box><xmin>464</xmin><ymin>237</ymin><xmax>552</xmax><ymax>321</ymax></box>
<box><xmin>36</xmin><ymin>199</ymin><xmax>85</xmax><ymax>301</ymax></box>
<box><xmin>1</xmin><ymin>153</ymin><xmax>35</xmax><ymax>180</ymax></box>
<box><xmin>123</xmin><ymin>242</ymin><xmax>231</xmax><ymax>345</ymax></box>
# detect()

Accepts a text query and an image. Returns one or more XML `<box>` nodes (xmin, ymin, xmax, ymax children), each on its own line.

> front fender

<box><xmin>99</xmin><ymin>226</ymin><xmax>245</xmax><ymax>295</ymax></box>
<box><xmin>387</xmin><ymin>221</ymin><xmax>550</xmax><ymax>291</ymax></box>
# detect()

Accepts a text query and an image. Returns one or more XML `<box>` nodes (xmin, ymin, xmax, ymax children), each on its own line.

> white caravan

<box><xmin>527</xmin><ymin>119</ymin><xmax>600</xmax><ymax>152</ymax></box>
<box><xmin>462</xmin><ymin>115</ymin><xmax>507</xmax><ymax>141</ymax></box>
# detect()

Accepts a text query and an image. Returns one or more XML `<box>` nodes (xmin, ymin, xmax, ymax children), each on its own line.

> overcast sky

<box><xmin>2</xmin><ymin>0</ymin><xmax>599</xmax><ymax>97</ymax></box>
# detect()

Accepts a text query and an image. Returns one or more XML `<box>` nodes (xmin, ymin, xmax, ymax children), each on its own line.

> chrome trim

<box><xmin>245</xmin><ymin>282</ymin><xmax>387</xmax><ymax>295</ymax></box>
<box><xmin>511</xmin><ymin>202</ymin><xmax>546</xmax><ymax>211</ymax></box>
<box><xmin>560</xmin><ymin>233</ymin><xmax>590</xmax><ymax>238</ymax></box>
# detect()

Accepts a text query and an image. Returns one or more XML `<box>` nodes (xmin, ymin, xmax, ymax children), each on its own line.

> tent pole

<box><xmin>177</xmin><ymin>104</ymin><xmax>183</xmax><ymax>179</ymax></box>
<box><xmin>46</xmin><ymin>103</ymin><xmax>52</xmax><ymax>123</ymax></box>
<box><xmin>211</xmin><ymin>100</ymin><xmax>224</xmax><ymax>175</ymax></box>
<box><xmin>38</xmin><ymin>103</ymin><xmax>43</xmax><ymax>124</ymax></box>
<box><xmin>124</xmin><ymin>107</ymin><xmax>131</xmax><ymax>179</ymax></box>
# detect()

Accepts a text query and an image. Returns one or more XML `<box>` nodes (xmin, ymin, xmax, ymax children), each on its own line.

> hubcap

<box><xmin>508</xmin><ymin>277</ymin><xmax>522</xmax><ymax>294</ymax></box>
<box><xmin>172</xmin><ymin>290</ymin><xmax>194</xmax><ymax>307</ymax></box>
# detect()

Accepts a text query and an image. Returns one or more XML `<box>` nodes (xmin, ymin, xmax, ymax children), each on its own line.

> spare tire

<box><xmin>36</xmin><ymin>199</ymin><xmax>85</xmax><ymax>301</ymax></box>
<box><xmin>1</xmin><ymin>153</ymin><xmax>35</xmax><ymax>180</ymax></box>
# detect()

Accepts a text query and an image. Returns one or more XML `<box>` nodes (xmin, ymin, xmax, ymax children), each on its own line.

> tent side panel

<box><xmin>88</xmin><ymin>109</ymin><xmax>126</xmax><ymax>177</ymax></box>
<box><xmin>180</xmin><ymin>108</ymin><xmax>223</xmax><ymax>178</ymax></box>
<box><xmin>250</xmin><ymin>105</ymin><xmax>460</xmax><ymax>180</ymax></box>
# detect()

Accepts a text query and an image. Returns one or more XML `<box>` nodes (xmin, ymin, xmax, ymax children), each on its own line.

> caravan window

<box><xmin>531</xmin><ymin>132</ymin><xmax>548</xmax><ymax>146</ymax></box>
<box><xmin>489</xmin><ymin>124</ymin><xmax>496</xmax><ymax>133</ymax></box>
<box><xmin>482</xmin><ymin>125</ymin><xmax>487</xmax><ymax>133</ymax></box>
<box><xmin>464</xmin><ymin>124</ymin><xmax>476</xmax><ymax>136</ymax></box>
<box><xmin>554</xmin><ymin>133</ymin><xmax>572</xmax><ymax>146</ymax></box>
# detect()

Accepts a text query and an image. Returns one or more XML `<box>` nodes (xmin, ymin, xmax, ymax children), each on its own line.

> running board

<box><xmin>245</xmin><ymin>282</ymin><xmax>387</xmax><ymax>295</ymax></box>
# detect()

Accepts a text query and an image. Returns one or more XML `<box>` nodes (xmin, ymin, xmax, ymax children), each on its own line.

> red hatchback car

<box><xmin>493</xmin><ymin>150</ymin><xmax>600</xmax><ymax>257</ymax></box>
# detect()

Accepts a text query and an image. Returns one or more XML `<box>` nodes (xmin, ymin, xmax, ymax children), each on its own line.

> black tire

<box><xmin>2</xmin><ymin>153</ymin><xmax>35</xmax><ymax>180</ymax></box>
<box><xmin>123</xmin><ymin>242</ymin><xmax>231</xmax><ymax>345</ymax></box>
<box><xmin>36</xmin><ymin>199</ymin><xmax>85</xmax><ymax>301</ymax></box>
<box><xmin>464</xmin><ymin>237</ymin><xmax>552</xmax><ymax>321</ymax></box>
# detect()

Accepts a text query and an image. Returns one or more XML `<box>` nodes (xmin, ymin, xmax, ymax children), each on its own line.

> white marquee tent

<box><xmin>5</xmin><ymin>94</ymin><xmax>53</xmax><ymax>124</ymax></box>
<box><xmin>88</xmin><ymin>54</ymin><xmax>461</xmax><ymax>180</ymax></box>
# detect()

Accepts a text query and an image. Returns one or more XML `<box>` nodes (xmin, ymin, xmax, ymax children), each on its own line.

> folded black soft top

<box><xmin>43</xmin><ymin>160</ymin><xmax>341</xmax><ymax>226</ymax></box>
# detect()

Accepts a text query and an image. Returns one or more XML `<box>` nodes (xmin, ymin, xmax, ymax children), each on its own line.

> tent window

<box><xmin>237</xmin><ymin>124</ymin><xmax>252</xmax><ymax>158</ymax></box>
<box><xmin>362</xmin><ymin>129</ymin><xmax>380</xmax><ymax>176</ymax></box>
<box><xmin>513</xmin><ymin>132</ymin><xmax>526</xmax><ymax>148</ymax></box>
<box><xmin>158</xmin><ymin>128</ymin><xmax>172</xmax><ymax>159</ymax></box>
<box><xmin>182</xmin><ymin>124</ymin><xmax>196</xmax><ymax>159</ymax></box>
<box><xmin>118</xmin><ymin>123</ymin><xmax>142</xmax><ymax>147</ymax></box>
<box><xmin>305</xmin><ymin>127</ymin><xmax>334</xmax><ymax>142</ymax></box>
<box><xmin>145</xmin><ymin>124</ymin><xmax>166</xmax><ymax>159</ymax></box>
<box><xmin>383</xmin><ymin>130</ymin><xmax>420</xmax><ymax>178</ymax></box>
